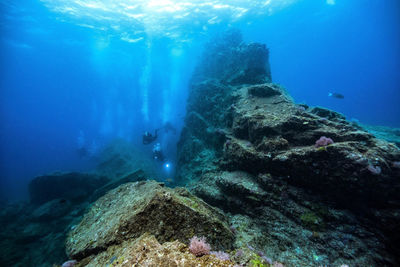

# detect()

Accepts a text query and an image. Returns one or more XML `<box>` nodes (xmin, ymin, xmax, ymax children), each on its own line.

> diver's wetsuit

<box><xmin>152</xmin><ymin>143</ymin><xmax>165</xmax><ymax>161</ymax></box>
<box><xmin>142</xmin><ymin>123</ymin><xmax>176</xmax><ymax>145</ymax></box>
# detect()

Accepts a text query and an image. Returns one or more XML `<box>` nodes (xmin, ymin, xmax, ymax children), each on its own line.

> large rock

<box><xmin>95</xmin><ymin>139</ymin><xmax>162</xmax><ymax>180</ymax></box>
<box><xmin>29</xmin><ymin>172</ymin><xmax>109</xmax><ymax>205</ymax></box>
<box><xmin>193</xmin><ymin>29</ymin><xmax>272</xmax><ymax>86</ymax></box>
<box><xmin>31</xmin><ymin>198</ymin><xmax>72</xmax><ymax>222</ymax></box>
<box><xmin>66</xmin><ymin>180</ymin><xmax>234</xmax><ymax>260</ymax></box>
<box><xmin>0</xmin><ymin>199</ymin><xmax>86</xmax><ymax>267</ymax></box>
<box><xmin>176</xmin><ymin>31</ymin><xmax>400</xmax><ymax>266</ymax></box>
<box><xmin>3</xmin><ymin>139</ymin><xmax>171</xmax><ymax>266</ymax></box>
<box><xmin>362</xmin><ymin>123</ymin><xmax>400</xmax><ymax>148</ymax></box>
<box><xmin>222</xmin><ymin>84</ymin><xmax>400</xmax><ymax>209</ymax></box>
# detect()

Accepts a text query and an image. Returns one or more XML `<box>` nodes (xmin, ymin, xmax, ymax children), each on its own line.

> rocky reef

<box><xmin>361</xmin><ymin>123</ymin><xmax>400</xmax><ymax>148</ymax></box>
<box><xmin>65</xmin><ymin>180</ymin><xmax>237</xmax><ymax>265</ymax></box>
<box><xmin>1</xmin><ymin>31</ymin><xmax>400</xmax><ymax>267</ymax></box>
<box><xmin>176</xmin><ymin>30</ymin><xmax>400</xmax><ymax>266</ymax></box>
<box><xmin>0</xmin><ymin>141</ymin><xmax>150</xmax><ymax>267</ymax></box>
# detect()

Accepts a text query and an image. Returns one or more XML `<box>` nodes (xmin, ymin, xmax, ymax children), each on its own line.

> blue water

<box><xmin>1</xmin><ymin>0</ymin><xmax>399</xmax><ymax>200</ymax></box>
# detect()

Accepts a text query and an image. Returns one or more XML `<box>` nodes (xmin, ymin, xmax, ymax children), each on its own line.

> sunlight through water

<box><xmin>40</xmin><ymin>0</ymin><xmax>299</xmax><ymax>42</ymax></box>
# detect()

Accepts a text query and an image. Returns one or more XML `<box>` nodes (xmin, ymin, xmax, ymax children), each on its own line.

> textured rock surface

<box><xmin>0</xmin><ymin>200</ymin><xmax>87</xmax><ymax>267</ymax></box>
<box><xmin>194</xmin><ymin>29</ymin><xmax>272</xmax><ymax>86</ymax></box>
<box><xmin>73</xmin><ymin>233</ymin><xmax>237</xmax><ymax>267</ymax></box>
<box><xmin>29</xmin><ymin>172</ymin><xmax>109</xmax><ymax>205</ymax></box>
<box><xmin>362</xmin><ymin>123</ymin><xmax>400</xmax><ymax>148</ymax></box>
<box><xmin>1</xmin><ymin>141</ymin><xmax>162</xmax><ymax>267</ymax></box>
<box><xmin>66</xmin><ymin>180</ymin><xmax>234</xmax><ymax>260</ymax></box>
<box><xmin>95</xmin><ymin>139</ymin><xmax>162</xmax><ymax>180</ymax></box>
<box><xmin>176</xmin><ymin>30</ymin><xmax>400</xmax><ymax>266</ymax></box>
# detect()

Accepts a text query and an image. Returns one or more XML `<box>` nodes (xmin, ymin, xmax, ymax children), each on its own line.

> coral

<box><xmin>314</xmin><ymin>136</ymin><xmax>334</xmax><ymax>148</ymax></box>
<box><xmin>189</xmin><ymin>236</ymin><xmax>211</xmax><ymax>256</ymax></box>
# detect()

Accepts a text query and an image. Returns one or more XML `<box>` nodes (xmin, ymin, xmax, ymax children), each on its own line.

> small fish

<box><xmin>328</xmin><ymin>92</ymin><xmax>344</xmax><ymax>99</ymax></box>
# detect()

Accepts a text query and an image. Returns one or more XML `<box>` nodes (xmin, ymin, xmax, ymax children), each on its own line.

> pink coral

<box><xmin>315</xmin><ymin>136</ymin><xmax>334</xmax><ymax>148</ymax></box>
<box><xmin>189</xmin><ymin>236</ymin><xmax>211</xmax><ymax>257</ymax></box>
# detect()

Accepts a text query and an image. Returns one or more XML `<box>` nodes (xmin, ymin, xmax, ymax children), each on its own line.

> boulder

<box><xmin>66</xmin><ymin>180</ymin><xmax>234</xmax><ymax>260</ymax></box>
<box><xmin>29</xmin><ymin>172</ymin><xmax>109</xmax><ymax>205</ymax></box>
<box><xmin>193</xmin><ymin>29</ymin><xmax>271</xmax><ymax>86</ymax></box>
<box><xmin>31</xmin><ymin>198</ymin><xmax>72</xmax><ymax>222</ymax></box>
<box><xmin>95</xmin><ymin>139</ymin><xmax>162</xmax><ymax>180</ymax></box>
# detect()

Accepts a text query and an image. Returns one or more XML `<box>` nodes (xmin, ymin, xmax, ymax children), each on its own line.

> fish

<box><xmin>328</xmin><ymin>92</ymin><xmax>344</xmax><ymax>99</ymax></box>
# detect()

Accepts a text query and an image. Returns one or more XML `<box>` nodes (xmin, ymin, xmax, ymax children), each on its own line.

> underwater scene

<box><xmin>1</xmin><ymin>0</ymin><xmax>400</xmax><ymax>266</ymax></box>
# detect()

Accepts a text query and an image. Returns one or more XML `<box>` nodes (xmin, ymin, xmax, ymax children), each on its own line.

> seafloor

<box><xmin>1</xmin><ymin>30</ymin><xmax>400</xmax><ymax>267</ymax></box>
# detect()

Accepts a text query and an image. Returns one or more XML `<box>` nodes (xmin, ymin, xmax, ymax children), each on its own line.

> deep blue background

<box><xmin>1</xmin><ymin>0</ymin><xmax>399</xmax><ymax>200</ymax></box>
<box><xmin>245</xmin><ymin>0</ymin><xmax>400</xmax><ymax>126</ymax></box>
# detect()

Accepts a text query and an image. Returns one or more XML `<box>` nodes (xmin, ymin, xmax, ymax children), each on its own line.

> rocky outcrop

<box><xmin>95</xmin><ymin>139</ymin><xmax>162</xmax><ymax>180</ymax></box>
<box><xmin>362</xmin><ymin>123</ymin><xmax>400</xmax><ymax>148</ymax></box>
<box><xmin>221</xmin><ymin>84</ymin><xmax>400</xmax><ymax>209</ymax></box>
<box><xmin>2</xmin><ymin>140</ymin><xmax>162</xmax><ymax>267</ymax></box>
<box><xmin>194</xmin><ymin>29</ymin><xmax>272</xmax><ymax>86</ymax></box>
<box><xmin>29</xmin><ymin>172</ymin><xmax>109</xmax><ymax>205</ymax></box>
<box><xmin>0</xmin><ymin>199</ymin><xmax>88</xmax><ymax>267</ymax></box>
<box><xmin>176</xmin><ymin>30</ymin><xmax>400</xmax><ymax>266</ymax></box>
<box><xmin>66</xmin><ymin>180</ymin><xmax>234</xmax><ymax>262</ymax></box>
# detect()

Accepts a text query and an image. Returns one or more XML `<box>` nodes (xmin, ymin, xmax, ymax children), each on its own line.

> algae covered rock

<box><xmin>77</xmin><ymin>233</ymin><xmax>236</xmax><ymax>267</ymax></box>
<box><xmin>176</xmin><ymin>30</ymin><xmax>400</xmax><ymax>266</ymax></box>
<box><xmin>66</xmin><ymin>180</ymin><xmax>234</xmax><ymax>260</ymax></box>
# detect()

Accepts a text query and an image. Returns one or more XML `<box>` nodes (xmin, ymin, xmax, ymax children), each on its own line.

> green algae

<box><xmin>250</xmin><ymin>255</ymin><xmax>269</xmax><ymax>267</ymax></box>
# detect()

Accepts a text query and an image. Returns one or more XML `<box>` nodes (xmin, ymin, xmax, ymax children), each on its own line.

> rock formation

<box><xmin>29</xmin><ymin>172</ymin><xmax>109</xmax><ymax>205</ymax></box>
<box><xmin>66</xmin><ymin>180</ymin><xmax>234</xmax><ymax>263</ymax></box>
<box><xmin>2</xmin><ymin>31</ymin><xmax>400</xmax><ymax>267</ymax></box>
<box><xmin>0</xmin><ymin>141</ymin><xmax>155</xmax><ymax>267</ymax></box>
<box><xmin>176</xmin><ymin>30</ymin><xmax>400</xmax><ymax>266</ymax></box>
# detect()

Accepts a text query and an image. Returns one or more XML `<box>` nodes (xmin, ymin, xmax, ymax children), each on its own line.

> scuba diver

<box><xmin>143</xmin><ymin>122</ymin><xmax>176</xmax><ymax>163</ymax></box>
<box><xmin>152</xmin><ymin>143</ymin><xmax>165</xmax><ymax>162</ymax></box>
<box><xmin>142</xmin><ymin>122</ymin><xmax>176</xmax><ymax>145</ymax></box>
<box><xmin>142</xmin><ymin>130</ymin><xmax>158</xmax><ymax>145</ymax></box>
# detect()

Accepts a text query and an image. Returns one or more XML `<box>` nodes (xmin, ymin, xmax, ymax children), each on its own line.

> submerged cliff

<box><xmin>176</xmin><ymin>30</ymin><xmax>400</xmax><ymax>266</ymax></box>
